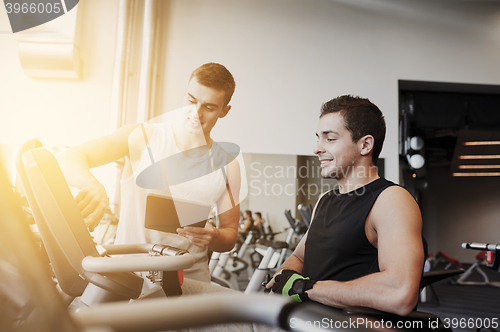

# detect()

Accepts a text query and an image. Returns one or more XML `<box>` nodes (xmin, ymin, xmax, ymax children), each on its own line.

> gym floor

<box><xmin>420</xmin><ymin>264</ymin><xmax>500</xmax><ymax>332</ymax></box>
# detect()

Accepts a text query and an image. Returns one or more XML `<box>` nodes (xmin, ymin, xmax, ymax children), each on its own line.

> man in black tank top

<box><xmin>267</xmin><ymin>95</ymin><xmax>424</xmax><ymax>316</ymax></box>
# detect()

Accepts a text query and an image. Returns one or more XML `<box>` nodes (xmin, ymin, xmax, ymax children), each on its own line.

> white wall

<box><xmin>157</xmin><ymin>0</ymin><xmax>500</xmax><ymax>183</ymax></box>
<box><xmin>241</xmin><ymin>153</ymin><xmax>298</xmax><ymax>235</ymax></box>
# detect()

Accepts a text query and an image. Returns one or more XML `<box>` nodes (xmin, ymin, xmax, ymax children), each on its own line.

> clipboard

<box><xmin>145</xmin><ymin>194</ymin><xmax>210</xmax><ymax>233</ymax></box>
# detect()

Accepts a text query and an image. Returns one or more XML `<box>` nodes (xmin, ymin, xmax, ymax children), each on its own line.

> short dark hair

<box><xmin>255</xmin><ymin>212</ymin><xmax>262</xmax><ymax>218</ymax></box>
<box><xmin>190</xmin><ymin>63</ymin><xmax>235</xmax><ymax>106</ymax></box>
<box><xmin>320</xmin><ymin>95</ymin><xmax>386</xmax><ymax>164</ymax></box>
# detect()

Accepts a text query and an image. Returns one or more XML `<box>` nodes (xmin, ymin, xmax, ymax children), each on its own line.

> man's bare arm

<box><xmin>306</xmin><ymin>186</ymin><xmax>424</xmax><ymax>316</ymax></box>
<box><xmin>57</xmin><ymin>124</ymin><xmax>140</xmax><ymax>230</ymax></box>
<box><xmin>58</xmin><ymin>124</ymin><xmax>140</xmax><ymax>186</ymax></box>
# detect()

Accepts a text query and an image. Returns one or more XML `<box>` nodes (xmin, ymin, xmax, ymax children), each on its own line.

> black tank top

<box><xmin>302</xmin><ymin>178</ymin><xmax>396</xmax><ymax>282</ymax></box>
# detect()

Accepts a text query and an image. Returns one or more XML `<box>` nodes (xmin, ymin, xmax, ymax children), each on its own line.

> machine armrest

<box><xmin>421</xmin><ymin>269</ymin><xmax>464</xmax><ymax>288</ymax></box>
<box><xmin>81</xmin><ymin>253</ymin><xmax>195</xmax><ymax>273</ymax></box>
<box><xmin>101</xmin><ymin>243</ymin><xmax>190</xmax><ymax>256</ymax></box>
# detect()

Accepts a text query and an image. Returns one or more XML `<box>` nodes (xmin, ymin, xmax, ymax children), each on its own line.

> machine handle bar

<box><xmin>462</xmin><ymin>242</ymin><xmax>500</xmax><ymax>251</ymax></box>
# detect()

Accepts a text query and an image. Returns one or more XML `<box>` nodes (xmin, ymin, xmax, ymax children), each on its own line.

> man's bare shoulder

<box><xmin>370</xmin><ymin>185</ymin><xmax>421</xmax><ymax>228</ymax></box>
<box><xmin>377</xmin><ymin>185</ymin><xmax>417</xmax><ymax>207</ymax></box>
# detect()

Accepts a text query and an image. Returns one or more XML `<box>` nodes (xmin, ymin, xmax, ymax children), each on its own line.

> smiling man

<box><xmin>267</xmin><ymin>95</ymin><xmax>424</xmax><ymax>316</ymax></box>
<box><xmin>58</xmin><ymin>63</ymin><xmax>241</xmax><ymax>288</ymax></box>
